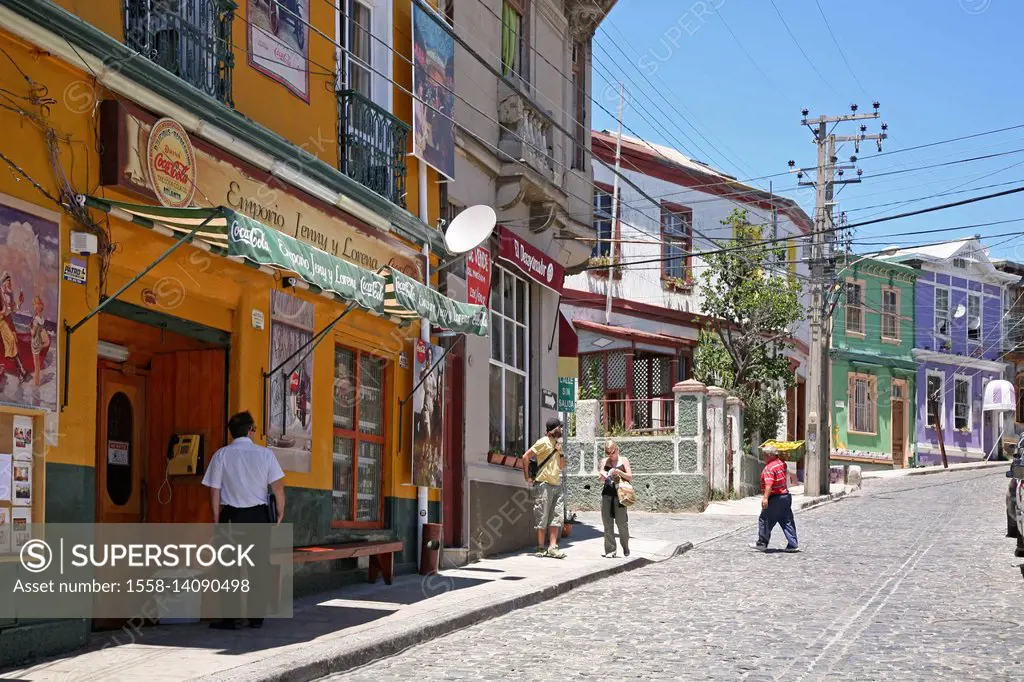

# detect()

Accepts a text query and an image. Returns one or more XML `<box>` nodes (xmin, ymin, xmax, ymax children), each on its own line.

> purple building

<box><xmin>881</xmin><ymin>239</ymin><xmax>1018</xmax><ymax>464</ymax></box>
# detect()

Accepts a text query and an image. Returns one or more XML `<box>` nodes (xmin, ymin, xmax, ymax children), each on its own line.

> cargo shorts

<box><xmin>533</xmin><ymin>482</ymin><xmax>564</xmax><ymax>529</ymax></box>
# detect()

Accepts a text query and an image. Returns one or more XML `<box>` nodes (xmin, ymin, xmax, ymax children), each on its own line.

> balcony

<box><xmin>337</xmin><ymin>89</ymin><xmax>410</xmax><ymax>210</ymax></box>
<box><xmin>123</xmin><ymin>0</ymin><xmax>235</xmax><ymax>107</ymax></box>
<box><xmin>497</xmin><ymin>87</ymin><xmax>554</xmax><ymax>182</ymax></box>
<box><xmin>1006</xmin><ymin>313</ymin><xmax>1024</xmax><ymax>352</ymax></box>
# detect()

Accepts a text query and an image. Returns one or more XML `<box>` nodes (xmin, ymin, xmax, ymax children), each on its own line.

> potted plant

<box><xmin>941</xmin><ymin>339</ymin><xmax>952</xmax><ymax>352</ymax></box>
<box><xmin>589</xmin><ymin>256</ymin><xmax>613</xmax><ymax>276</ymax></box>
<box><xmin>664</xmin><ymin>275</ymin><xmax>694</xmax><ymax>291</ymax></box>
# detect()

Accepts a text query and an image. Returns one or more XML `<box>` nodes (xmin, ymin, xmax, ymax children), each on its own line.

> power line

<box><xmin>769</xmin><ymin>0</ymin><xmax>843</xmax><ymax>100</ymax></box>
<box><xmin>814</xmin><ymin>0</ymin><xmax>868</xmax><ymax>97</ymax></box>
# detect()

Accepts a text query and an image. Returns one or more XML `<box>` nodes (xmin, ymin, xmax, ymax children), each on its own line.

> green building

<box><xmin>831</xmin><ymin>256</ymin><xmax>918</xmax><ymax>469</ymax></box>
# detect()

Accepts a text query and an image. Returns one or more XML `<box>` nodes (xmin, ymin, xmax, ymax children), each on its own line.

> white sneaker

<box><xmin>603</xmin><ymin>552</ymin><xmax>618</xmax><ymax>558</ymax></box>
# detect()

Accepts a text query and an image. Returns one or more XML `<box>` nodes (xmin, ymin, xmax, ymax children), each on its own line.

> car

<box><xmin>1010</xmin><ymin>439</ymin><xmax>1024</xmax><ymax>564</ymax></box>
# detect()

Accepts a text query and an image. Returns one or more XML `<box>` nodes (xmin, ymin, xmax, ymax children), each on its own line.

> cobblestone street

<box><xmin>332</xmin><ymin>470</ymin><xmax>1023</xmax><ymax>681</ymax></box>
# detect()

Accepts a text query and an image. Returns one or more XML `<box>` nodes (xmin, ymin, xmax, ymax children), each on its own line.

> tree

<box><xmin>693</xmin><ymin>209</ymin><xmax>804</xmax><ymax>445</ymax></box>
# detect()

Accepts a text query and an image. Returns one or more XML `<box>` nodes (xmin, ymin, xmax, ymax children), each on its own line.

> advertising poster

<box><xmin>412</xmin><ymin>2</ymin><xmax>456</xmax><ymax>179</ymax></box>
<box><xmin>465</xmin><ymin>246</ymin><xmax>491</xmax><ymax>307</ymax></box>
<box><xmin>13</xmin><ymin>414</ymin><xmax>32</xmax><ymax>457</ymax></box>
<box><xmin>12</xmin><ymin>457</ymin><xmax>31</xmax><ymax>507</ymax></box>
<box><xmin>0</xmin><ymin>195</ymin><xmax>60</xmax><ymax>413</ymax></box>
<box><xmin>247</xmin><ymin>0</ymin><xmax>310</xmax><ymax>101</ymax></box>
<box><xmin>411</xmin><ymin>339</ymin><xmax>444</xmax><ymax>489</ymax></box>
<box><xmin>0</xmin><ymin>507</ymin><xmax>9</xmax><ymax>554</ymax></box>
<box><xmin>0</xmin><ymin>454</ymin><xmax>9</xmax><ymax>502</ymax></box>
<box><xmin>267</xmin><ymin>290</ymin><xmax>314</xmax><ymax>472</ymax></box>
<box><xmin>11</xmin><ymin>507</ymin><xmax>29</xmax><ymax>552</ymax></box>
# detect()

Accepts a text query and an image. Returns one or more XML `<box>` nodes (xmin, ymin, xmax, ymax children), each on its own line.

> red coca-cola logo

<box><xmin>152</xmin><ymin>152</ymin><xmax>191</xmax><ymax>184</ymax></box>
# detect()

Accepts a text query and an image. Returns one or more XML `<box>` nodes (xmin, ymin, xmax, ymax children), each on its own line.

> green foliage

<box><xmin>693</xmin><ymin>209</ymin><xmax>804</xmax><ymax>444</ymax></box>
<box><xmin>579</xmin><ymin>359</ymin><xmax>602</xmax><ymax>401</ymax></box>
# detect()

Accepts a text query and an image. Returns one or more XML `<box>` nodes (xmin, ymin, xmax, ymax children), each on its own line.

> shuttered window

<box><xmin>848</xmin><ymin>373</ymin><xmax>876</xmax><ymax>434</ymax></box>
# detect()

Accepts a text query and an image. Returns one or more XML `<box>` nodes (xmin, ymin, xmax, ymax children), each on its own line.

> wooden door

<box><xmin>96</xmin><ymin>369</ymin><xmax>146</xmax><ymax>523</ymax></box>
<box><xmin>147</xmin><ymin>349</ymin><xmax>227</xmax><ymax>523</ymax></box>
<box><xmin>891</xmin><ymin>380</ymin><xmax>907</xmax><ymax>467</ymax></box>
<box><xmin>442</xmin><ymin>342</ymin><xmax>464</xmax><ymax>547</ymax></box>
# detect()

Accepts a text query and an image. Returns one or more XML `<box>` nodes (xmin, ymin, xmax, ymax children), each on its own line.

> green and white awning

<box><xmin>384</xmin><ymin>268</ymin><xmax>488</xmax><ymax>337</ymax></box>
<box><xmin>83</xmin><ymin>196</ymin><xmax>387</xmax><ymax>314</ymax></box>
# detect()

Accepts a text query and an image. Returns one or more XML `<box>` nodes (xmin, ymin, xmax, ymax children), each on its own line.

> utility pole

<box><xmin>790</xmin><ymin>103</ymin><xmax>887</xmax><ymax>497</ymax></box>
<box><xmin>605</xmin><ymin>82</ymin><xmax>624</xmax><ymax>325</ymax></box>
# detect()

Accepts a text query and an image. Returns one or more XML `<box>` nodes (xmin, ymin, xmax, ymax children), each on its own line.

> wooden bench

<box><xmin>290</xmin><ymin>540</ymin><xmax>404</xmax><ymax>585</ymax></box>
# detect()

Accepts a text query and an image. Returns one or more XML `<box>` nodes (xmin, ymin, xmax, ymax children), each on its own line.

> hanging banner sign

<box><xmin>496</xmin><ymin>227</ymin><xmax>564</xmax><ymax>294</ymax></box>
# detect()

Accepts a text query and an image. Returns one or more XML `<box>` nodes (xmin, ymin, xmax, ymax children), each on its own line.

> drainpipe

<box><xmin>418</xmin><ymin>164</ymin><xmax>430</xmax><ymax>569</ymax></box>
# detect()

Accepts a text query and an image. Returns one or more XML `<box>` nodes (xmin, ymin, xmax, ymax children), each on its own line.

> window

<box><xmin>341</xmin><ymin>0</ymin><xmax>373</xmax><ymax>99</ymax></box>
<box><xmin>968</xmin><ymin>293</ymin><xmax>982</xmax><ymax>342</ymax></box>
<box><xmin>500</xmin><ymin>0</ymin><xmax>528</xmax><ymax>83</ymax></box>
<box><xmin>953</xmin><ymin>257</ymin><xmax>968</xmax><ymax>269</ymax></box>
<box><xmin>954</xmin><ymin>375</ymin><xmax>971</xmax><ymax>430</ymax></box>
<box><xmin>661</xmin><ymin>203</ymin><xmax>692</xmax><ymax>281</ymax></box>
<box><xmin>926</xmin><ymin>373</ymin><xmax>944</xmax><ymax>428</ymax></box>
<box><xmin>592</xmin><ymin>186</ymin><xmax>614</xmax><ymax>258</ymax></box>
<box><xmin>333</xmin><ymin>346</ymin><xmax>386</xmax><ymax>526</ymax></box>
<box><xmin>848</xmin><ymin>373</ymin><xmax>876</xmax><ymax>434</ymax></box>
<box><xmin>935</xmin><ymin>287</ymin><xmax>950</xmax><ymax>337</ymax></box>
<box><xmin>845</xmin><ymin>280</ymin><xmax>864</xmax><ymax>335</ymax></box>
<box><xmin>881</xmin><ymin>287</ymin><xmax>899</xmax><ymax>341</ymax></box>
<box><xmin>489</xmin><ymin>266</ymin><xmax>528</xmax><ymax>456</ymax></box>
<box><xmin>571</xmin><ymin>41</ymin><xmax>587</xmax><ymax>170</ymax></box>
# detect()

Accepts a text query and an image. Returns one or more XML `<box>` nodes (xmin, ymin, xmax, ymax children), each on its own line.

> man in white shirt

<box><xmin>202</xmin><ymin>411</ymin><xmax>285</xmax><ymax>629</ymax></box>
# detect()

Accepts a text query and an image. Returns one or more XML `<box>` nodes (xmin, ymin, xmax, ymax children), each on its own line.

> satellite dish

<box><xmin>968</xmin><ymin>317</ymin><xmax>981</xmax><ymax>330</ymax></box>
<box><xmin>953</xmin><ymin>304</ymin><xmax>967</xmax><ymax>319</ymax></box>
<box><xmin>443</xmin><ymin>205</ymin><xmax>496</xmax><ymax>254</ymax></box>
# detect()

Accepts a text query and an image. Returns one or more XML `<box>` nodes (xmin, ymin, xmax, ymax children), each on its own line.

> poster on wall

<box><xmin>13</xmin><ymin>414</ymin><xmax>32</xmax><ymax>457</ymax></box>
<box><xmin>0</xmin><ymin>195</ymin><xmax>59</xmax><ymax>414</ymax></box>
<box><xmin>0</xmin><ymin>454</ymin><xmax>9</xmax><ymax>502</ymax></box>
<box><xmin>12</xmin><ymin>457</ymin><xmax>31</xmax><ymax>507</ymax></box>
<box><xmin>411</xmin><ymin>339</ymin><xmax>444</xmax><ymax>489</ymax></box>
<box><xmin>412</xmin><ymin>2</ymin><xmax>456</xmax><ymax>179</ymax></box>
<box><xmin>0</xmin><ymin>507</ymin><xmax>9</xmax><ymax>554</ymax></box>
<box><xmin>11</xmin><ymin>507</ymin><xmax>29</xmax><ymax>552</ymax></box>
<box><xmin>247</xmin><ymin>0</ymin><xmax>310</xmax><ymax>101</ymax></box>
<box><xmin>267</xmin><ymin>290</ymin><xmax>314</xmax><ymax>473</ymax></box>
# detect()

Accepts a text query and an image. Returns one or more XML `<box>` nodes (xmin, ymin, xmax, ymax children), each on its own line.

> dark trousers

<box><xmin>757</xmin><ymin>493</ymin><xmax>798</xmax><ymax>548</ymax></box>
<box><xmin>218</xmin><ymin>504</ymin><xmax>270</xmax><ymax>624</ymax></box>
<box><xmin>600</xmin><ymin>493</ymin><xmax>629</xmax><ymax>555</ymax></box>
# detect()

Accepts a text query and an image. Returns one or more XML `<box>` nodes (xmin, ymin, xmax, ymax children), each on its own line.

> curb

<box><xmin>200</xmin><ymin>542</ymin><xmax>693</xmax><ymax>682</ymax></box>
<box><xmin>862</xmin><ymin>461</ymin><xmax>1007</xmax><ymax>480</ymax></box>
<box><xmin>798</xmin><ymin>488</ymin><xmax>853</xmax><ymax>512</ymax></box>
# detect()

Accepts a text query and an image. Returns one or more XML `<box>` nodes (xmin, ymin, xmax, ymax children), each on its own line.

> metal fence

<box><xmin>124</xmin><ymin>0</ymin><xmax>235</xmax><ymax>106</ymax></box>
<box><xmin>337</xmin><ymin>89</ymin><xmax>410</xmax><ymax>209</ymax></box>
<box><xmin>598</xmin><ymin>396</ymin><xmax>675</xmax><ymax>436</ymax></box>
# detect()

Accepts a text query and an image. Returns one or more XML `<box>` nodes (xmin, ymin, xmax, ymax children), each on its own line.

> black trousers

<box><xmin>218</xmin><ymin>504</ymin><xmax>270</xmax><ymax>623</ymax></box>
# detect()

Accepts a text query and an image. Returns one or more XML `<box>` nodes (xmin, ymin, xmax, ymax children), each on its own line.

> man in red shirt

<box><xmin>752</xmin><ymin>445</ymin><xmax>799</xmax><ymax>552</ymax></box>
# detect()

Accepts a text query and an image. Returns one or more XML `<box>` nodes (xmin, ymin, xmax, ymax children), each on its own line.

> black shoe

<box><xmin>248</xmin><ymin>619</ymin><xmax>264</xmax><ymax>629</ymax></box>
<box><xmin>749</xmin><ymin>543</ymin><xmax>768</xmax><ymax>551</ymax></box>
<box><xmin>209</xmin><ymin>620</ymin><xmax>239</xmax><ymax>630</ymax></box>
<box><xmin>784</xmin><ymin>546</ymin><xmax>801</xmax><ymax>553</ymax></box>
<box><xmin>623</xmin><ymin>549</ymin><xmax>630</xmax><ymax>557</ymax></box>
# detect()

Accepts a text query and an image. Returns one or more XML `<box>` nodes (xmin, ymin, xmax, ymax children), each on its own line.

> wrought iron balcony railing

<box><xmin>124</xmin><ymin>0</ymin><xmax>235</xmax><ymax>107</ymax></box>
<box><xmin>337</xmin><ymin>89</ymin><xmax>410</xmax><ymax>209</ymax></box>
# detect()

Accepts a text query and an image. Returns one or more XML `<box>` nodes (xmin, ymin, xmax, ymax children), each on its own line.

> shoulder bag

<box><xmin>529</xmin><ymin>449</ymin><xmax>558</xmax><ymax>480</ymax></box>
<box><xmin>616</xmin><ymin>480</ymin><xmax>636</xmax><ymax>507</ymax></box>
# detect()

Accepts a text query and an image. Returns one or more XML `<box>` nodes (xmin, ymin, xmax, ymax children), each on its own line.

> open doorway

<box><xmin>95</xmin><ymin>301</ymin><xmax>229</xmax><ymax>525</ymax></box>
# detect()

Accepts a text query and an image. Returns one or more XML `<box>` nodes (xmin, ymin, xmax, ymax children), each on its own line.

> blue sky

<box><xmin>592</xmin><ymin>0</ymin><xmax>1024</xmax><ymax>262</ymax></box>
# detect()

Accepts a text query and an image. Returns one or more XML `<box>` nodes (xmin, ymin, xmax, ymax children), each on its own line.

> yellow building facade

<box><xmin>0</xmin><ymin>0</ymin><xmax>457</xmax><ymax>662</ymax></box>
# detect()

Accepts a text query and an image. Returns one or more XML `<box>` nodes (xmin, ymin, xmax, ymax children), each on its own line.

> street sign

<box><xmin>557</xmin><ymin>377</ymin><xmax>575</xmax><ymax>413</ymax></box>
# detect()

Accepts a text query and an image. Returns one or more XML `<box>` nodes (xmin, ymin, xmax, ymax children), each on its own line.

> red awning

<box><xmin>572</xmin><ymin>319</ymin><xmax>696</xmax><ymax>349</ymax></box>
<box><xmin>558</xmin><ymin>312</ymin><xmax>577</xmax><ymax>358</ymax></box>
<box><xmin>495</xmin><ymin>226</ymin><xmax>565</xmax><ymax>294</ymax></box>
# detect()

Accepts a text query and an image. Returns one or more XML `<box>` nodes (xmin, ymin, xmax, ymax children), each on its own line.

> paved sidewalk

<box><xmin>862</xmin><ymin>460</ymin><xmax>1007</xmax><ymax>479</ymax></box>
<box><xmin>1</xmin><ymin>529</ymin><xmax>688</xmax><ymax>682</ymax></box>
<box><xmin>702</xmin><ymin>483</ymin><xmax>857</xmax><ymax>516</ymax></box>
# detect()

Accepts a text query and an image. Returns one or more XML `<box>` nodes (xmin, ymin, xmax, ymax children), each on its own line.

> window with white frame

<box><xmin>881</xmin><ymin>287</ymin><xmax>899</xmax><ymax>340</ymax></box>
<box><xmin>592</xmin><ymin>187</ymin><xmax>613</xmax><ymax>258</ymax></box>
<box><xmin>341</xmin><ymin>0</ymin><xmax>373</xmax><ymax>99</ymax></box>
<box><xmin>954</xmin><ymin>375</ymin><xmax>971</xmax><ymax>430</ymax></box>
<box><xmin>967</xmin><ymin>293</ymin><xmax>982</xmax><ymax>342</ymax></box>
<box><xmin>845</xmin><ymin>280</ymin><xmax>864</xmax><ymax>335</ymax></box>
<box><xmin>935</xmin><ymin>287</ymin><xmax>950</xmax><ymax>337</ymax></box>
<box><xmin>848</xmin><ymin>373</ymin><xmax>876</xmax><ymax>434</ymax></box>
<box><xmin>926</xmin><ymin>373</ymin><xmax>943</xmax><ymax>427</ymax></box>
<box><xmin>952</xmin><ymin>257</ymin><xmax>968</xmax><ymax>269</ymax></box>
<box><xmin>489</xmin><ymin>266</ymin><xmax>529</xmax><ymax>456</ymax></box>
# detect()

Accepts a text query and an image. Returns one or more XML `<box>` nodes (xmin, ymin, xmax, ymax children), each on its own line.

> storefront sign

<box><xmin>101</xmin><ymin>103</ymin><xmax>422</xmax><ymax>278</ymax></box>
<box><xmin>384</xmin><ymin>269</ymin><xmax>488</xmax><ymax>336</ymax></box>
<box><xmin>146</xmin><ymin>118</ymin><xmax>197</xmax><ymax>208</ymax></box>
<box><xmin>465</xmin><ymin>246</ymin><xmax>491</xmax><ymax>307</ymax></box>
<box><xmin>62</xmin><ymin>257</ymin><xmax>86</xmax><ymax>285</ymax></box>
<box><xmin>227</xmin><ymin>213</ymin><xmax>387</xmax><ymax>313</ymax></box>
<box><xmin>496</xmin><ymin>227</ymin><xmax>564</xmax><ymax>294</ymax></box>
<box><xmin>557</xmin><ymin>378</ymin><xmax>575</xmax><ymax>413</ymax></box>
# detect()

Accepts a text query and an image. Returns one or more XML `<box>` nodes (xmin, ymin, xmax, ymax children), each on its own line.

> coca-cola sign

<box><xmin>147</xmin><ymin>118</ymin><xmax>196</xmax><ymax>208</ymax></box>
<box><xmin>496</xmin><ymin>227</ymin><xmax>564</xmax><ymax>294</ymax></box>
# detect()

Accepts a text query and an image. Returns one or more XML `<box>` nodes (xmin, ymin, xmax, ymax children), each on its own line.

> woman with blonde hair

<box><xmin>598</xmin><ymin>440</ymin><xmax>632</xmax><ymax>557</ymax></box>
